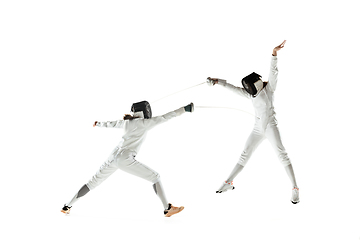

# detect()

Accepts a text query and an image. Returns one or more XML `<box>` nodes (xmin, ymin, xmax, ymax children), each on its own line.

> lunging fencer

<box><xmin>61</xmin><ymin>101</ymin><xmax>195</xmax><ymax>216</ymax></box>
<box><xmin>207</xmin><ymin>40</ymin><xmax>299</xmax><ymax>204</ymax></box>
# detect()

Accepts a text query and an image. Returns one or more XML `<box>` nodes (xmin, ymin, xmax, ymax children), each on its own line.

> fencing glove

<box><xmin>184</xmin><ymin>103</ymin><xmax>194</xmax><ymax>112</ymax></box>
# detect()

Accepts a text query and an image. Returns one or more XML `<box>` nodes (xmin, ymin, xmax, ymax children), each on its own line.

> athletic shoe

<box><xmin>216</xmin><ymin>181</ymin><xmax>235</xmax><ymax>193</ymax></box>
<box><xmin>291</xmin><ymin>187</ymin><xmax>300</xmax><ymax>204</ymax></box>
<box><xmin>164</xmin><ymin>203</ymin><xmax>184</xmax><ymax>217</ymax></box>
<box><xmin>61</xmin><ymin>205</ymin><xmax>71</xmax><ymax>214</ymax></box>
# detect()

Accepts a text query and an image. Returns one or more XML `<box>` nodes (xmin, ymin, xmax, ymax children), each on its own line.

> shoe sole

<box><xmin>216</xmin><ymin>186</ymin><xmax>235</xmax><ymax>193</ymax></box>
<box><xmin>165</xmin><ymin>206</ymin><xmax>184</xmax><ymax>217</ymax></box>
<box><xmin>61</xmin><ymin>210</ymin><xmax>70</xmax><ymax>215</ymax></box>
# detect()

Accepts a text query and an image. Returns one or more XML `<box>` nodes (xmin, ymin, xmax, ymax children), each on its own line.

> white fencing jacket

<box><xmin>95</xmin><ymin>107</ymin><xmax>186</xmax><ymax>154</ymax></box>
<box><xmin>217</xmin><ymin>56</ymin><xmax>279</xmax><ymax>131</ymax></box>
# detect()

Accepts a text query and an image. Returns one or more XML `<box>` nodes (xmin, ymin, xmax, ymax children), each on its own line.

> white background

<box><xmin>1</xmin><ymin>0</ymin><xmax>359</xmax><ymax>239</ymax></box>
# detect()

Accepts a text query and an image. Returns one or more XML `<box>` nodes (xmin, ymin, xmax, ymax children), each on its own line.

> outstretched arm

<box><xmin>93</xmin><ymin>120</ymin><xmax>125</xmax><ymax>128</ymax></box>
<box><xmin>207</xmin><ymin>77</ymin><xmax>251</xmax><ymax>99</ymax></box>
<box><xmin>144</xmin><ymin>103</ymin><xmax>194</xmax><ymax>129</ymax></box>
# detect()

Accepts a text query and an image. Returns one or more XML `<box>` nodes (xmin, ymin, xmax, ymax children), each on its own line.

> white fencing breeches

<box><xmin>86</xmin><ymin>148</ymin><xmax>160</xmax><ymax>190</ymax></box>
<box><xmin>238</xmin><ymin>121</ymin><xmax>291</xmax><ymax>167</ymax></box>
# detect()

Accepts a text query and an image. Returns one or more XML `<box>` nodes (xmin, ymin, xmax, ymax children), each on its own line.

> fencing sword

<box><xmin>150</xmin><ymin>81</ymin><xmax>255</xmax><ymax>117</ymax></box>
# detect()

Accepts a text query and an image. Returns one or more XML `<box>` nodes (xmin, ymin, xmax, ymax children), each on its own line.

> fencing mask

<box><xmin>131</xmin><ymin>101</ymin><xmax>152</xmax><ymax>119</ymax></box>
<box><xmin>241</xmin><ymin>72</ymin><xmax>263</xmax><ymax>96</ymax></box>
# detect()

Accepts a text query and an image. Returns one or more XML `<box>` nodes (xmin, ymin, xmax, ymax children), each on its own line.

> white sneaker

<box><xmin>291</xmin><ymin>187</ymin><xmax>300</xmax><ymax>204</ymax></box>
<box><xmin>216</xmin><ymin>181</ymin><xmax>235</xmax><ymax>193</ymax></box>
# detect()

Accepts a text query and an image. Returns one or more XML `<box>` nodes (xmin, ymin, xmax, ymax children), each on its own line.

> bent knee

<box><xmin>150</xmin><ymin>172</ymin><xmax>160</xmax><ymax>183</ymax></box>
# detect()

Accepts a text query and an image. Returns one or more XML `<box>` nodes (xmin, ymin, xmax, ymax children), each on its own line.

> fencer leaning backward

<box><xmin>207</xmin><ymin>40</ymin><xmax>299</xmax><ymax>204</ymax></box>
<box><xmin>61</xmin><ymin>101</ymin><xmax>194</xmax><ymax>217</ymax></box>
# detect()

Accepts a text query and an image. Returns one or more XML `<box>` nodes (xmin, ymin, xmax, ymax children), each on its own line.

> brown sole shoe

<box><xmin>165</xmin><ymin>206</ymin><xmax>184</xmax><ymax>217</ymax></box>
<box><xmin>61</xmin><ymin>209</ymin><xmax>70</xmax><ymax>214</ymax></box>
<box><xmin>61</xmin><ymin>206</ymin><xmax>71</xmax><ymax>215</ymax></box>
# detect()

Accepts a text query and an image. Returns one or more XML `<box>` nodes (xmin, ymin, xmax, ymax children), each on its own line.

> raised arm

<box><xmin>207</xmin><ymin>77</ymin><xmax>251</xmax><ymax>99</ymax></box>
<box><xmin>272</xmin><ymin>40</ymin><xmax>286</xmax><ymax>56</ymax></box>
<box><xmin>93</xmin><ymin>120</ymin><xmax>125</xmax><ymax>128</ymax></box>
<box><xmin>267</xmin><ymin>40</ymin><xmax>286</xmax><ymax>92</ymax></box>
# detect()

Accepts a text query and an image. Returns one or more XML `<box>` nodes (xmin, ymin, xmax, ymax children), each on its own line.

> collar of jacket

<box><xmin>133</xmin><ymin>111</ymin><xmax>144</xmax><ymax>118</ymax></box>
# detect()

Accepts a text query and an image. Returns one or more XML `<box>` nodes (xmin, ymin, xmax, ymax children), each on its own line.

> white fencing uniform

<box><xmin>217</xmin><ymin>56</ymin><xmax>291</xmax><ymax>167</ymax></box>
<box><xmin>86</xmin><ymin>107</ymin><xmax>186</xmax><ymax>190</ymax></box>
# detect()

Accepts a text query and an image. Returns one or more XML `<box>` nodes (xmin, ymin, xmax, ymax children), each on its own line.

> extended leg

<box><xmin>266</xmin><ymin>123</ymin><xmax>299</xmax><ymax>203</ymax></box>
<box><xmin>265</xmin><ymin>124</ymin><xmax>297</xmax><ymax>186</ymax></box>
<box><xmin>61</xmin><ymin>159</ymin><xmax>118</xmax><ymax>214</ymax></box>
<box><xmin>217</xmin><ymin>127</ymin><xmax>265</xmax><ymax>193</ymax></box>
<box><xmin>237</xmin><ymin>127</ymin><xmax>265</xmax><ymax>167</ymax></box>
<box><xmin>86</xmin><ymin>160</ymin><xmax>118</xmax><ymax>190</ymax></box>
<box><xmin>116</xmin><ymin>154</ymin><xmax>184</xmax><ymax>216</ymax></box>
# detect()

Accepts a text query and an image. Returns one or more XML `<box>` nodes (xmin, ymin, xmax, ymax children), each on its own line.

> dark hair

<box><xmin>123</xmin><ymin>114</ymin><xmax>140</xmax><ymax>120</ymax></box>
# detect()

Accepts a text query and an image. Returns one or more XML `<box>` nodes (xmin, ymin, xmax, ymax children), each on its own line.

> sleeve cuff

<box><xmin>175</xmin><ymin>107</ymin><xmax>186</xmax><ymax>116</ymax></box>
<box><xmin>217</xmin><ymin>79</ymin><xmax>227</xmax><ymax>86</ymax></box>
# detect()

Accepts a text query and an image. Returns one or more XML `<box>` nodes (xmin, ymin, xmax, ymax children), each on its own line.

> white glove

<box><xmin>207</xmin><ymin>77</ymin><xmax>216</xmax><ymax>86</ymax></box>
